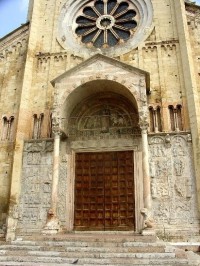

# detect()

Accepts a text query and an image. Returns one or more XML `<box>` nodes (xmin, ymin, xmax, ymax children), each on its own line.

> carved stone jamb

<box><xmin>43</xmin><ymin>119</ymin><xmax>62</xmax><ymax>234</ymax></box>
<box><xmin>139</xmin><ymin>120</ymin><xmax>155</xmax><ymax>235</ymax></box>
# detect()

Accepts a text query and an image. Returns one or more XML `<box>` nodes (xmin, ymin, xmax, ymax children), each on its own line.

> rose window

<box><xmin>75</xmin><ymin>0</ymin><xmax>138</xmax><ymax>48</ymax></box>
<box><xmin>58</xmin><ymin>0</ymin><xmax>153</xmax><ymax>56</ymax></box>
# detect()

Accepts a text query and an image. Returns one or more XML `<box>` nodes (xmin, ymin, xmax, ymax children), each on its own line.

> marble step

<box><xmin>0</xmin><ymin>255</ymin><xmax>190</xmax><ymax>265</ymax></box>
<box><xmin>0</xmin><ymin>245</ymin><xmax>167</xmax><ymax>253</ymax></box>
<box><xmin>0</xmin><ymin>250</ymin><xmax>177</xmax><ymax>259</ymax></box>
<box><xmin>0</xmin><ymin>240</ymin><xmax>174</xmax><ymax>251</ymax></box>
<box><xmin>20</xmin><ymin>234</ymin><xmax>157</xmax><ymax>243</ymax></box>
<box><xmin>0</xmin><ymin>263</ymin><xmax>190</xmax><ymax>266</ymax></box>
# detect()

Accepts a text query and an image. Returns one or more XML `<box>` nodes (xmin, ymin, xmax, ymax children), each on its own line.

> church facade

<box><xmin>0</xmin><ymin>0</ymin><xmax>200</xmax><ymax>241</ymax></box>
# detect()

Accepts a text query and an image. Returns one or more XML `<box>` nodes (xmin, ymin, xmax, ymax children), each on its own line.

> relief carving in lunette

<box><xmin>68</xmin><ymin>94</ymin><xmax>140</xmax><ymax>141</ymax></box>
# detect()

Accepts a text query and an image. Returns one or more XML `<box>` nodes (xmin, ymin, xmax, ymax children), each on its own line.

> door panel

<box><xmin>74</xmin><ymin>151</ymin><xmax>135</xmax><ymax>230</ymax></box>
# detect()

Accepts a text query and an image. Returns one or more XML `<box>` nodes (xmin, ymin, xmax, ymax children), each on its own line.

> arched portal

<box><xmin>61</xmin><ymin>80</ymin><xmax>144</xmax><ymax>232</ymax></box>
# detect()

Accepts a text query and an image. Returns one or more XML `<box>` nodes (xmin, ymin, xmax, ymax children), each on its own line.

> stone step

<box><xmin>171</xmin><ymin>242</ymin><xmax>200</xmax><ymax>253</ymax></box>
<box><xmin>0</xmin><ymin>263</ymin><xmax>190</xmax><ymax>266</ymax></box>
<box><xmin>0</xmin><ymin>250</ymin><xmax>177</xmax><ymax>259</ymax></box>
<box><xmin>12</xmin><ymin>239</ymin><xmax>160</xmax><ymax>246</ymax></box>
<box><xmin>19</xmin><ymin>233</ymin><xmax>157</xmax><ymax>243</ymax></box>
<box><xmin>11</xmin><ymin>240</ymin><xmax>165</xmax><ymax>247</ymax></box>
<box><xmin>1</xmin><ymin>236</ymin><xmax>198</xmax><ymax>266</ymax></box>
<box><xmin>1</xmin><ymin>242</ymin><xmax>167</xmax><ymax>253</ymax></box>
<box><xmin>0</xmin><ymin>245</ymin><xmax>167</xmax><ymax>253</ymax></box>
<box><xmin>0</xmin><ymin>255</ymin><xmax>189</xmax><ymax>265</ymax></box>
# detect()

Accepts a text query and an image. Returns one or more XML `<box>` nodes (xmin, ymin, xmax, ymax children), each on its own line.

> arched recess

<box><xmin>68</xmin><ymin>92</ymin><xmax>139</xmax><ymax>141</ymax></box>
<box><xmin>60</xmin><ymin>79</ymin><xmax>139</xmax><ymax>136</ymax></box>
<box><xmin>60</xmin><ymin>79</ymin><xmax>144</xmax><ymax>232</ymax></box>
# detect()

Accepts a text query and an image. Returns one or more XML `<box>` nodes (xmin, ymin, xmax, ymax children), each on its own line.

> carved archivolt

<box><xmin>51</xmin><ymin>55</ymin><xmax>149</xmax><ymax>136</ymax></box>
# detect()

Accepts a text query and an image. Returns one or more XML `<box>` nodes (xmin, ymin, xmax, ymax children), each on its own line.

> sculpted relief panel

<box><xmin>68</xmin><ymin>93</ymin><xmax>140</xmax><ymax>141</ymax></box>
<box><xmin>17</xmin><ymin>140</ymin><xmax>67</xmax><ymax>233</ymax></box>
<box><xmin>149</xmin><ymin>135</ymin><xmax>199</xmax><ymax>227</ymax></box>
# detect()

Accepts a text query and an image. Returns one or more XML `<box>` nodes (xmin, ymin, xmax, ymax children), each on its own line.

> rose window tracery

<box><xmin>58</xmin><ymin>0</ymin><xmax>153</xmax><ymax>56</ymax></box>
<box><xmin>75</xmin><ymin>0</ymin><xmax>138</xmax><ymax>48</ymax></box>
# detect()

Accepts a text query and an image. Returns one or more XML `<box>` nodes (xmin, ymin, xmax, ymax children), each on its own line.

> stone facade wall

<box><xmin>0</xmin><ymin>24</ymin><xmax>29</xmax><ymax>228</ymax></box>
<box><xmin>27</xmin><ymin>0</ymin><xmax>191</xmax><ymax>134</ymax></box>
<box><xmin>1</xmin><ymin>0</ymin><xmax>200</xmax><ymax>239</ymax></box>
<box><xmin>186</xmin><ymin>3</ymin><xmax>200</xmax><ymax>98</ymax></box>
<box><xmin>15</xmin><ymin>134</ymin><xmax>199</xmax><ymax>239</ymax></box>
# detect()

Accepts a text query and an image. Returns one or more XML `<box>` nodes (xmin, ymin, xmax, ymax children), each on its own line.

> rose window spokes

<box><xmin>75</xmin><ymin>0</ymin><xmax>138</xmax><ymax>48</ymax></box>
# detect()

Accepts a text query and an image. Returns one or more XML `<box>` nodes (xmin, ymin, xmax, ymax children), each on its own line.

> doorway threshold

<box><xmin>73</xmin><ymin>231</ymin><xmax>137</xmax><ymax>235</ymax></box>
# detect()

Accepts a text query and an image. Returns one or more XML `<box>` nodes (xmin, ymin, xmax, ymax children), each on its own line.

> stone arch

<box><xmin>49</xmin><ymin>56</ymin><xmax>150</xmax><ymax>233</ymax></box>
<box><xmin>56</xmin><ymin>78</ymin><xmax>146</xmax><ymax>135</ymax></box>
<box><xmin>55</xmin><ymin>79</ymin><xmax>145</xmax><ymax>232</ymax></box>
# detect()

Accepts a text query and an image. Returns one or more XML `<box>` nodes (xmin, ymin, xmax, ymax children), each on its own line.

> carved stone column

<box><xmin>140</xmin><ymin>121</ymin><xmax>155</xmax><ymax>235</ymax></box>
<box><xmin>51</xmin><ymin>131</ymin><xmax>61</xmax><ymax>211</ymax></box>
<box><xmin>140</xmin><ymin>122</ymin><xmax>151</xmax><ymax>209</ymax></box>
<box><xmin>43</xmin><ymin>128</ymin><xmax>62</xmax><ymax>234</ymax></box>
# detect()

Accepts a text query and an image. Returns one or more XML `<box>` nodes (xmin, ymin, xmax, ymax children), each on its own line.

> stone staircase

<box><xmin>0</xmin><ymin>233</ymin><xmax>199</xmax><ymax>266</ymax></box>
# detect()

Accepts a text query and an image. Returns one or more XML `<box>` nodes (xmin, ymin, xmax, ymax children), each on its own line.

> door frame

<box><xmin>65</xmin><ymin>144</ymin><xmax>144</xmax><ymax>233</ymax></box>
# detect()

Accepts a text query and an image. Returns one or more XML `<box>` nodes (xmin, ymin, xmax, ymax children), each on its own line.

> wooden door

<box><xmin>74</xmin><ymin>151</ymin><xmax>135</xmax><ymax>230</ymax></box>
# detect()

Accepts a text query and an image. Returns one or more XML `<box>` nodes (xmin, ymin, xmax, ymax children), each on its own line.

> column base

<box><xmin>42</xmin><ymin>219</ymin><xmax>61</xmax><ymax>235</ymax></box>
<box><xmin>6</xmin><ymin>216</ymin><xmax>17</xmax><ymax>241</ymax></box>
<box><xmin>42</xmin><ymin>209</ymin><xmax>62</xmax><ymax>235</ymax></box>
<box><xmin>142</xmin><ymin>228</ymin><xmax>156</xmax><ymax>236</ymax></box>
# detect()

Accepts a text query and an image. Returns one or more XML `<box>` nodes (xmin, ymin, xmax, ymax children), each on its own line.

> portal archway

<box><xmin>62</xmin><ymin>81</ymin><xmax>144</xmax><ymax>232</ymax></box>
<box><xmin>50</xmin><ymin>55</ymin><xmax>151</xmax><ymax>234</ymax></box>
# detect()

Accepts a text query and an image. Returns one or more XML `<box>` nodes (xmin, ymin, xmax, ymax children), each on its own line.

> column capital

<box><xmin>139</xmin><ymin>120</ymin><xmax>149</xmax><ymax>132</ymax></box>
<box><xmin>52</xmin><ymin>116</ymin><xmax>63</xmax><ymax>137</ymax></box>
<box><xmin>52</xmin><ymin>127</ymin><xmax>62</xmax><ymax>137</ymax></box>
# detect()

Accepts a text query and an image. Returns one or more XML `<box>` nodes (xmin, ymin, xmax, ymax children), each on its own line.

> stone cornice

<box><xmin>0</xmin><ymin>23</ymin><xmax>29</xmax><ymax>53</ymax></box>
<box><xmin>145</xmin><ymin>40</ymin><xmax>179</xmax><ymax>46</ymax></box>
<box><xmin>35</xmin><ymin>39</ymin><xmax>180</xmax><ymax>62</ymax></box>
<box><xmin>50</xmin><ymin>53</ymin><xmax>150</xmax><ymax>92</ymax></box>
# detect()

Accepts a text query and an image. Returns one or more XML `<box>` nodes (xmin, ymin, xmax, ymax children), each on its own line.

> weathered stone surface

<box><xmin>0</xmin><ymin>234</ymin><xmax>199</xmax><ymax>265</ymax></box>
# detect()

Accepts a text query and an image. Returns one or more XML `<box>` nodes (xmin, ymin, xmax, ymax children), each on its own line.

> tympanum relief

<box><xmin>68</xmin><ymin>93</ymin><xmax>140</xmax><ymax>141</ymax></box>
